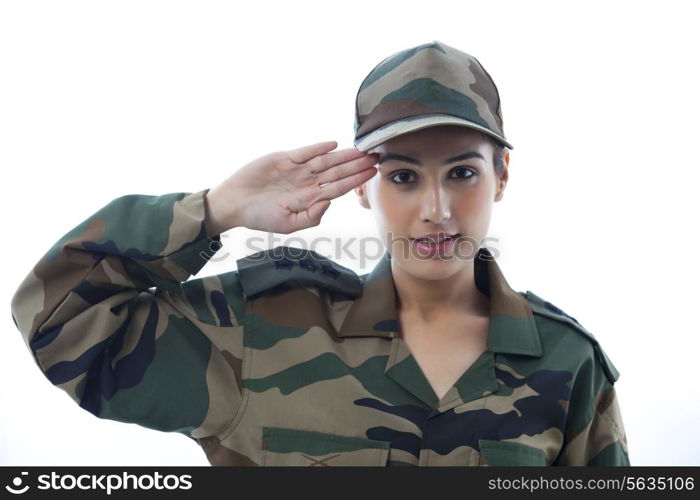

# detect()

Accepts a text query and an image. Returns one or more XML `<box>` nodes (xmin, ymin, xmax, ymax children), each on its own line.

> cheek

<box><xmin>455</xmin><ymin>187</ymin><xmax>491</xmax><ymax>213</ymax></box>
<box><xmin>456</xmin><ymin>174</ymin><xmax>498</xmax><ymax>207</ymax></box>
<box><xmin>371</xmin><ymin>182</ymin><xmax>405</xmax><ymax>219</ymax></box>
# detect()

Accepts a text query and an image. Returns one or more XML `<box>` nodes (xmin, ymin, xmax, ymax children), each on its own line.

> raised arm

<box><xmin>10</xmin><ymin>141</ymin><xmax>379</xmax><ymax>440</ymax></box>
<box><xmin>10</xmin><ymin>189</ymin><xmax>244</xmax><ymax>438</ymax></box>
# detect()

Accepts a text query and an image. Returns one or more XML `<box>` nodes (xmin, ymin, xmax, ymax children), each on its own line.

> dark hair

<box><xmin>487</xmin><ymin>135</ymin><xmax>508</xmax><ymax>176</ymax></box>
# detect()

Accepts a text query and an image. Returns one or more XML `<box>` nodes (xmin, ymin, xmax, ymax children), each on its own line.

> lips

<box><xmin>411</xmin><ymin>233</ymin><xmax>459</xmax><ymax>243</ymax></box>
<box><xmin>411</xmin><ymin>233</ymin><xmax>457</xmax><ymax>257</ymax></box>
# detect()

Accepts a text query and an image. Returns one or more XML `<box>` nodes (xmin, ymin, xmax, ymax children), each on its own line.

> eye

<box><xmin>388</xmin><ymin>167</ymin><xmax>477</xmax><ymax>185</ymax></box>
<box><xmin>450</xmin><ymin>166</ymin><xmax>477</xmax><ymax>179</ymax></box>
<box><xmin>389</xmin><ymin>171</ymin><xmax>417</xmax><ymax>184</ymax></box>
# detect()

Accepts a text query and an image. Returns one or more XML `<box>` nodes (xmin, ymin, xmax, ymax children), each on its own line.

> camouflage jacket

<box><xmin>10</xmin><ymin>189</ymin><xmax>629</xmax><ymax>466</ymax></box>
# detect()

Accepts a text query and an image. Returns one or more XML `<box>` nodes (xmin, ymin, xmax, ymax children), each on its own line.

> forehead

<box><xmin>369</xmin><ymin>125</ymin><xmax>492</xmax><ymax>155</ymax></box>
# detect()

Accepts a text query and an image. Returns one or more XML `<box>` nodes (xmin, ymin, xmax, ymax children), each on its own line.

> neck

<box><xmin>392</xmin><ymin>258</ymin><xmax>489</xmax><ymax>323</ymax></box>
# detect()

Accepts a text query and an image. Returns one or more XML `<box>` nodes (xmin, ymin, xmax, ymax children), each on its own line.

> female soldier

<box><xmin>10</xmin><ymin>40</ymin><xmax>629</xmax><ymax>466</ymax></box>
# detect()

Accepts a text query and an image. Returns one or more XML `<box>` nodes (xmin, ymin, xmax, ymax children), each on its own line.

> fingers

<box><xmin>306</xmin><ymin>147</ymin><xmax>370</xmax><ymax>174</ymax></box>
<box><xmin>287</xmin><ymin>141</ymin><xmax>338</xmax><ymax>164</ymax></box>
<box><xmin>319</xmin><ymin>166</ymin><xmax>377</xmax><ymax>200</ymax></box>
<box><xmin>316</xmin><ymin>153</ymin><xmax>378</xmax><ymax>186</ymax></box>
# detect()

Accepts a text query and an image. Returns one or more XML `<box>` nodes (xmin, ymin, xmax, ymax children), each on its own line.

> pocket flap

<box><xmin>478</xmin><ymin>439</ymin><xmax>548</xmax><ymax>466</ymax></box>
<box><xmin>261</xmin><ymin>427</ymin><xmax>391</xmax><ymax>466</ymax></box>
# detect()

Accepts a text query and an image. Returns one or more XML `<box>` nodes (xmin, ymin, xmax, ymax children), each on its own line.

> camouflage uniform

<box><xmin>10</xmin><ymin>189</ymin><xmax>629</xmax><ymax>466</ymax></box>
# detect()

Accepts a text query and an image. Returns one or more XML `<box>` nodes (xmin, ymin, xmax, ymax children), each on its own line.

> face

<box><xmin>355</xmin><ymin>125</ymin><xmax>509</xmax><ymax>281</ymax></box>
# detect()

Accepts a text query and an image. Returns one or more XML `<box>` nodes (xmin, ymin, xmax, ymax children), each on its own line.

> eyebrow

<box><xmin>377</xmin><ymin>151</ymin><xmax>486</xmax><ymax>167</ymax></box>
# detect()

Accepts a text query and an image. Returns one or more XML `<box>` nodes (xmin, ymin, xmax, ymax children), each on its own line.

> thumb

<box><xmin>304</xmin><ymin>199</ymin><xmax>331</xmax><ymax>226</ymax></box>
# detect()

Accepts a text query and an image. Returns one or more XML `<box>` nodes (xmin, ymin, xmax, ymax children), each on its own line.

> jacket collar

<box><xmin>337</xmin><ymin>247</ymin><xmax>543</xmax><ymax>358</ymax></box>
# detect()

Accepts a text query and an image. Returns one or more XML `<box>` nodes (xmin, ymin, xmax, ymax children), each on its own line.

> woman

<box><xmin>10</xmin><ymin>40</ymin><xmax>629</xmax><ymax>466</ymax></box>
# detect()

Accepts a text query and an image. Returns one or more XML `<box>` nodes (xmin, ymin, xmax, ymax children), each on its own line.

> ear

<box><xmin>355</xmin><ymin>182</ymin><xmax>371</xmax><ymax>209</ymax></box>
<box><xmin>356</xmin><ymin>146</ymin><xmax>379</xmax><ymax>209</ymax></box>
<box><xmin>494</xmin><ymin>150</ymin><xmax>510</xmax><ymax>202</ymax></box>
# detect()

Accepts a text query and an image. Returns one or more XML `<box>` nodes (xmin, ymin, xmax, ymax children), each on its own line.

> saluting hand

<box><xmin>205</xmin><ymin>141</ymin><xmax>379</xmax><ymax>236</ymax></box>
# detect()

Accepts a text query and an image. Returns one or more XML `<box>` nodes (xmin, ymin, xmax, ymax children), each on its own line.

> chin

<box><xmin>396</xmin><ymin>255</ymin><xmax>464</xmax><ymax>279</ymax></box>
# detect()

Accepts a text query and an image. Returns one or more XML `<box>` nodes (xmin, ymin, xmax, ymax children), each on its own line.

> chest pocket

<box><xmin>260</xmin><ymin>427</ymin><xmax>391</xmax><ymax>466</ymax></box>
<box><xmin>478</xmin><ymin>440</ymin><xmax>548</xmax><ymax>466</ymax></box>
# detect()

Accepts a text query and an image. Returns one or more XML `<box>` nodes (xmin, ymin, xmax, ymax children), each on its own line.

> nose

<box><xmin>418</xmin><ymin>182</ymin><xmax>451</xmax><ymax>224</ymax></box>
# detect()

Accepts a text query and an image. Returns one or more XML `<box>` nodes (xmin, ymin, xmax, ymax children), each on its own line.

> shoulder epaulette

<box><xmin>236</xmin><ymin>246</ymin><xmax>363</xmax><ymax>301</ymax></box>
<box><xmin>522</xmin><ymin>290</ymin><xmax>620</xmax><ymax>385</ymax></box>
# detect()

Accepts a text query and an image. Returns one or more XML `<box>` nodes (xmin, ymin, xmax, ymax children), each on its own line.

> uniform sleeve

<box><xmin>9</xmin><ymin>189</ymin><xmax>245</xmax><ymax>439</ymax></box>
<box><xmin>553</xmin><ymin>348</ymin><xmax>630</xmax><ymax>466</ymax></box>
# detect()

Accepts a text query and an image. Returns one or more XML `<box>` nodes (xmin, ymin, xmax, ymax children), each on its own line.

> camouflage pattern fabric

<box><xmin>354</xmin><ymin>40</ymin><xmax>513</xmax><ymax>152</ymax></box>
<box><xmin>10</xmin><ymin>190</ymin><xmax>629</xmax><ymax>466</ymax></box>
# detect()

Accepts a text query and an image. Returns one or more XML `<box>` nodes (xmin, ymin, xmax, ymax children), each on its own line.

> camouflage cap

<box><xmin>353</xmin><ymin>40</ymin><xmax>513</xmax><ymax>152</ymax></box>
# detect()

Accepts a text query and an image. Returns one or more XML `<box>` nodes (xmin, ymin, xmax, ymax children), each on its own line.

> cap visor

<box><xmin>354</xmin><ymin>114</ymin><xmax>513</xmax><ymax>151</ymax></box>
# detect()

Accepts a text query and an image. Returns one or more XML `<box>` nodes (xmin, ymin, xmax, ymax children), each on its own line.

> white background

<box><xmin>1</xmin><ymin>0</ymin><xmax>698</xmax><ymax>466</ymax></box>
